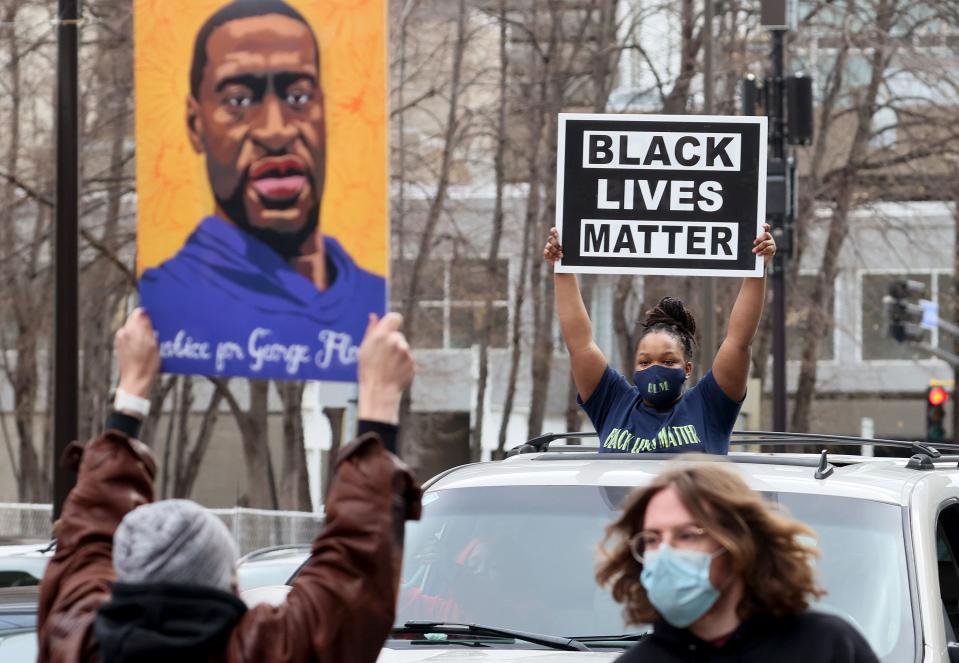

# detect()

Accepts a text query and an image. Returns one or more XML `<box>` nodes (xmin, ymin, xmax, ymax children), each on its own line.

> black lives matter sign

<box><xmin>555</xmin><ymin>113</ymin><xmax>767</xmax><ymax>277</ymax></box>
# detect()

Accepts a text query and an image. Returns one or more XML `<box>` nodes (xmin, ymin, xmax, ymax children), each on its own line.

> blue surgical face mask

<box><xmin>639</xmin><ymin>544</ymin><xmax>725</xmax><ymax>628</ymax></box>
<box><xmin>633</xmin><ymin>365</ymin><xmax>686</xmax><ymax>407</ymax></box>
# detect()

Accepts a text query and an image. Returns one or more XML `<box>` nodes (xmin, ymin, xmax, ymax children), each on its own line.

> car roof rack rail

<box><xmin>730</xmin><ymin>431</ymin><xmax>956</xmax><ymax>471</ymax></box>
<box><xmin>507</xmin><ymin>430</ymin><xmax>959</xmax><ymax>464</ymax></box>
<box><xmin>730</xmin><ymin>430</ymin><xmax>947</xmax><ymax>455</ymax></box>
<box><xmin>507</xmin><ymin>432</ymin><xmax>599</xmax><ymax>456</ymax></box>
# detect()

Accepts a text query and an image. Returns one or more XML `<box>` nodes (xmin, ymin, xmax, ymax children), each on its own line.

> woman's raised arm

<box><xmin>711</xmin><ymin>223</ymin><xmax>776</xmax><ymax>401</ymax></box>
<box><xmin>545</xmin><ymin>227</ymin><xmax>608</xmax><ymax>401</ymax></box>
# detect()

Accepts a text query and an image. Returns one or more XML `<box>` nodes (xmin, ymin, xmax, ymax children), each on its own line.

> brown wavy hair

<box><xmin>596</xmin><ymin>459</ymin><xmax>824</xmax><ymax>626</ymax></box>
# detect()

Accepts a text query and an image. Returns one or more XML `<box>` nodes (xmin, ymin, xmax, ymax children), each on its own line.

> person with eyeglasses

<box><xmin>596</xmin><ymin>461</ymin><xmax>879</xmax><ymax>662</ymax></box>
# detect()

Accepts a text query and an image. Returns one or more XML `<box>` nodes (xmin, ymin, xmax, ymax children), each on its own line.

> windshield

<box><xmin>395</xmin><ymin>485</ymin><xmax>914</xmax><ymax>661</ymax></box>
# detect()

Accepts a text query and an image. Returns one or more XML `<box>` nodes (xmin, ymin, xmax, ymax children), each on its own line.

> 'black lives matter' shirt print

<box><xmin>578</xmin><ymin>366</ymin><xmax>742</xmax><ymax>455</ymax></box>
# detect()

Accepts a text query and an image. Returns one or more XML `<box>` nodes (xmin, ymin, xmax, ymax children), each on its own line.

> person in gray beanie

<box><xmin>113</xmin><ymin>499</ymin><xmax>239</xmax><ymax>592</ymax></box>
<box><xmin>37</xmin><ymin>304</ymin><xmax>421</xmax><ymax>663</ymax></box>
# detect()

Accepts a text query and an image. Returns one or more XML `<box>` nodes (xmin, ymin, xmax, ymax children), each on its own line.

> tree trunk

<box><xmin>469</xmin><ymin>0</ymin><xmax>509</xmax><ymax>463</ymax></box>
<box><xmin>613</xmin><ymin>275</ymin><xmax>641</xmax><ymax>376</ymax></box>
<box><xmin>662</xmin><ymin>0</ymin><xmax>703</xmax><ymax>114</ymax></box>
<box><xmin>755</xmin><ymin>21</ymin><xmax>852</xmax><ymax>385</ymax></box>
<box><xmin>141</xmin><ymin>375</ymin><xmax>176</xmax><ymax>448</ymax></box>
<box><xmin>172</xmin><ymin>376</ymin><xmax>194</xmax><ymax>496</ymax></box>
<box><xmin>497</xmin><ymin>4</ymin><xmax>548</xmax><ymax>453</ymax></box>
<box><xmin>527</xmin><ymin>258</ymin><xmax>553</xmax><ymax>438</ymax></box>
<box><xmin>562</xmin><ymin>0</ymin><xmax>618</xmax><ymax>434</ymax></box>
<box><xmin>323</xmin><ymin>406</ymin><xmax>345</xmax><ymax>500</ymax></box>
<box><xmin>397</xmin><ymin>0</ymin><xmax>469</xmax><ymax>465</ymax></box>
<box><xmin>217</xmin><ymin>379</ymin><xmax>278</xmax><ymax>508</ymax></box>
<box><xmin>526</xmin><ymin>5</ymin><xmax>566</xmax><ymax>440</ymax></box>
<box><xmin>790</xmin><ymin>0</ymin><xmax>895</xmax><ymax>431</ymax></box>
<box><xmin>0</xmin><ymin>3</ymin><xmax>45</xmax><ymax>503</ymax></box>
<box><xmin>160</xmin><ymin>378</ymin><xmax>181</xmax><ymax>499</ymax></box>
<box><xmin>174</xmin><ymin>387</ymin><xmax>224</xmax><ymax>499</ymax></box>
<box><xmin>278</xmin><ymin>381</ymin><xmax>310</xmax><ymax>510</ymax></box>
<box><xmin>78</xmin><ymin>94</ymin><xmax>128</xmax><ymax>442</ymax></box>
<box><xmin>495</xmin><ymin>121</ymin><xmax>541</xmax><ymax>457</ymax></box>
<box><xmin>13</xmin><ymin>329</ymin><xmax>42</xmax><ymax>501</ymax></box>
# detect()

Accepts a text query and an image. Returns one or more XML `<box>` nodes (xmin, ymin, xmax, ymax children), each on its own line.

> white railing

<box><xmin>0</xmin><ymin>503</ymin><xmax>323</xmax><ymax>556</ymax></box>
<box><xmin>210</xmin><ymin>506</ymin><xmax>323</xmax><ymax>555</ymax></box>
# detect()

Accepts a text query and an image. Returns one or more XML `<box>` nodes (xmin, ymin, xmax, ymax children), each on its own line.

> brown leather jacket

<box><xmin>37</xmin><ymin>428</ymin><xmax>422</xmax><ymax>662</ymax></box>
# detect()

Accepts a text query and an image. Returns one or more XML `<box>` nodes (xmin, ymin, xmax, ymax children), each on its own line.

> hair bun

<box><xmin>643</xmin><ymin>296</ymin><xmax>697</xmax><ymax>338</ymax></box>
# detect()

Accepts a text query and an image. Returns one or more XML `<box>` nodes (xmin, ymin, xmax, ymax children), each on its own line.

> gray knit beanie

<box><xmin>113</xmin><ymin>499</ymin><xmax>239</xmax><ymax>592</ymax></box>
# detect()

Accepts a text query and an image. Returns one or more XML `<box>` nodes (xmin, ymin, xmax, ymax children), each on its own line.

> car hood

<box><xmin>378</xmin><ymin>648</ymin><xmax>620</xmax><ymax>662</ymax></box>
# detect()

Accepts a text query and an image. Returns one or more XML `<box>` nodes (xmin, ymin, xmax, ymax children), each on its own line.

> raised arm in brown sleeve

<box><xmin>37</xmin><ymin>430</ymin><xmax>157</xmax><ymax>663</ymax></box>
<box><xmin>227</xmin><ymin>431</ymin><xmax>422</xmax><ymax>663</ymax></box>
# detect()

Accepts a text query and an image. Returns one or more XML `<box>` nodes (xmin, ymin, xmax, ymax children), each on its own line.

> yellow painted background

<box><xmin>134</xmin><ymin>0</ymin><xmax>388</xmax><ymax>277</ymax></box>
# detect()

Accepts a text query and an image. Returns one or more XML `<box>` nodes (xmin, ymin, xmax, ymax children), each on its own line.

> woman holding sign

<box><xmin>543</xmin><ymin>224</ymin><xmax>775</xmax><ymax>455</ymax></box>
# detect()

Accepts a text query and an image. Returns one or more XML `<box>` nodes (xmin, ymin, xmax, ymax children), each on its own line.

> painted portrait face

<box><xmin>188</xmin><ymin>12</ymin><xmax>325</xmax><ymax>257</ymax></box>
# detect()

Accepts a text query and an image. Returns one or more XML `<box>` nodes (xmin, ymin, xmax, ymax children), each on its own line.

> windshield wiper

<box><xmin>393</xmin><ymin>621</ymin><xmax>592</xmax><ymax>652</ymax></box>
<box><xmin>406</xmin><ymin>638</ymin><xmax>491</xmax><ymax>648</ymax></box>
<box><xmin>572</xmin><ymin>633</ymin><xmax>647</xmax><ymax>645</ymax></box>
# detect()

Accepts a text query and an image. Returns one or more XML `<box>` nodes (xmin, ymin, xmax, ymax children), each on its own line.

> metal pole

<box><xmin>53</xmin><ymin>0</ymin><xmax>80</xmax><ymax>520</ymax></box>
<box><xmin>701</xmin><ymin>0</ymin><xmax>717</xmax><ymax>370</ymax></box>
<box><xmin>934</xmin><ymin>315</ymin><xmax>959</xmax><ymax>339</ymax></box>
<box><xmin>770</xmin><ymin>29</ymin><xmax>788</xmax><ymax>431</ymax></box>
<box><xmin>919</xmin><ymin>344</ymin><xmax>959</xmax><ymax>369</ymax></box>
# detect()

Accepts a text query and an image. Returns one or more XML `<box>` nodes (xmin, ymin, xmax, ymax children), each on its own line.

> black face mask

<box><xmin>634</xmin><ymin>365</ymin><xmax>687</xmax><ymax>407</ymax></box>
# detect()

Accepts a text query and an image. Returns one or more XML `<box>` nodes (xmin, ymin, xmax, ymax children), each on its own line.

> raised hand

<box><xmin>543</xmin><ymin>227</ymin><xmax>564</xmax><ymax>264</ymax></box>
<box><xmin>753</xmin><ymin>223</ymin><xmax>776</xmax><ymax>267</ymax></box>
<box><xmin>358</xmin><ymin>312</ymin><xmax>415</xmax><ymax>424</ymax></box>
<box><xmin>115</xmin><ymin>308</ymin><xmax>161</xmax><ymax>399</ymax></box>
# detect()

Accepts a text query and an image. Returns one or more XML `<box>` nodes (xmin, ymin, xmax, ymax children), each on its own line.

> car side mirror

<box><xmin>948</xmin><ymin>641</ymin><xmax>959</xmax><ymax>663</ymax></box>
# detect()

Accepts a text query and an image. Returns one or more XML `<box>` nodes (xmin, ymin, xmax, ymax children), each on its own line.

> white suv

<box><xmin>379</xmin><ymin>431</ymin><xmax>959</xmax><ymax>663</ymax></box>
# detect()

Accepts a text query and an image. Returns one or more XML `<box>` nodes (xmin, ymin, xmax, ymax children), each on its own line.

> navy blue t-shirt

<box><xmin>578</xmin><ymin>366</ymin><xmax>742</xmax><ymax>455</ymax></box>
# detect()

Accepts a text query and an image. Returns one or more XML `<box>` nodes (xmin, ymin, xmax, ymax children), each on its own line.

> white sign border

<box><xmin>554</xmin><ymin>112</ymin><xmax>768</xmax><ymax>278</ymax></box>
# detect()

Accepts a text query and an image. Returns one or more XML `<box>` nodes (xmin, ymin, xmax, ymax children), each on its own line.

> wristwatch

<box><xmin>114</xmin><ymin>388</ymin><xmax>151</xmax><ymax>419</ymax></box>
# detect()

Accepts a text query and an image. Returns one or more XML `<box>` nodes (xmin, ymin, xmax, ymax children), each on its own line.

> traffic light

<box><xmin>785</xmin><ymin>74</ymin><xmax>814</xmax><ymax>145</ymax></box>
<box><xmin>927</xmin><ymin>385</ymin><xmax>949</xmax><ymax>443</ymax></box>
<box><xmin>884</xmin><ymin>279</ymin><xmax>928</xmax><ymax>344</ymax></box>
<box><xmin>742</xmin><ymin>74</ymin><xmax>759</xmax><ymax>115</ymax></box>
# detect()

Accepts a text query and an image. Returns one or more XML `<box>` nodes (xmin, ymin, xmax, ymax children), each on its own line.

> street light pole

<box><xmin>53</xmin><ymin>0</ymin><xmax>80</xmax><ymax>520</ymax></box>
<box><xmin>770</xmin><ymin>28</ymin><xmax>788</xmax><ymax>431</ymax></box>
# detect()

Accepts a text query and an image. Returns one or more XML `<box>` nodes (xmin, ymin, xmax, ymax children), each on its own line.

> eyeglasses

<box><xmin>629</xmin><ymin>525</ymin><xmax>710</xmax><ymax>562</ymax></box>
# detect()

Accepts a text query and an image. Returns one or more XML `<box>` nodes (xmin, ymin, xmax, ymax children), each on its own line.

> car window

<box><xmin>935</xmin><ymin>504</ymin><xmax>959</xmax><ymax>642</ymax></box>
<box><xmin>0</xmin><ymin>572</ymin><xmax>39</xmax><ymax>589</ymax></box>
<box><xmin>395</xmin><ymin>486</ymin><xmax>914</xmax><ymax>663</ymax></box>
<box><xmin>0</xmin><ymin>558</ymin><xmax>48</xmax><ymax>589</ymax></box>
<box><xmin>770</xmin><ymin>493</ymin><xmax>914</xmax><ymax>663</ymax></box>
